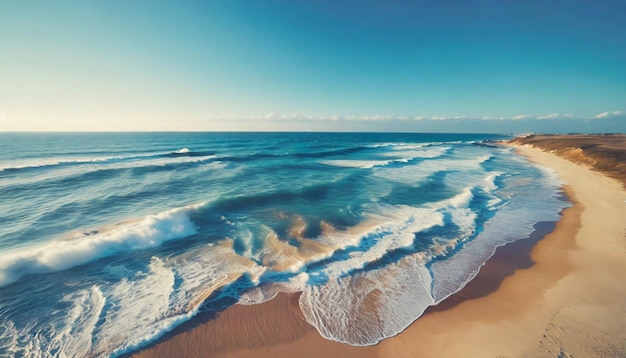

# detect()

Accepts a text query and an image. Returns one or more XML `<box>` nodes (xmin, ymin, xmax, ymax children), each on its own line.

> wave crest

<box><xmin>0</xmin><ymin>206</ymin><xmax>199</xmax><ymax>287</ymax></box>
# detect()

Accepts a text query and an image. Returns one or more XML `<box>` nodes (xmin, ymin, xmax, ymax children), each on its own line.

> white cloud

<box><xmin>537</xmin><ymin>112</ymin><xmax>573</xmax><ymax>120</ymax></box>
<box><xmin>353</xmin><ymin>115</ymin><xmax>386</xmax><ymax>121</ymax></box>
<box><xmin>208</xmin><ymin>111</ymin><xmax>609</xmax><ymax>124</ymax></box>
<box><xmin>538</xmin><ymin>113</ymin><xmax>560</xmax><ymax>119</ymax></box>
<box><xmin>264</xmin><ymin>112</ymin><xmax>279</xmax><ymax>120</ymax></box>
<box><xmin>429</xmin><ymin>115</ymin><xmax>465</xmax><ymax>121</ymax></box>
<box><xmin>593</xmin><ymin>110</ymin><xmax>623</xmax><ymax>119</ymax></box>
<box><xmin>250</xmin><ymin>113</ymin><xmax>312</xmax><ymax>121</ymax></box>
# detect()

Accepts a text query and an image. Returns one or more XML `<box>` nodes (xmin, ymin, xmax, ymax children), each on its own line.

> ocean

<box><xmin>0</xmin><ymin>132</ymin><xmax>568</xmax><ymax>357</ymax></box>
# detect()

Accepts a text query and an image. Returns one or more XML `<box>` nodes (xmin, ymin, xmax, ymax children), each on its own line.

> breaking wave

<box><xmin>0</xmin><ymin>205</ymin><xmax>200</xmax><ymax>288</ymax></box>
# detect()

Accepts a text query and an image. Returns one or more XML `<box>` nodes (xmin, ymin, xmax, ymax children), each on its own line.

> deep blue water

<box><xmin>0</xmin><ymin>132</ymin><xmax>568</xmax><ymax>357</ymax></box>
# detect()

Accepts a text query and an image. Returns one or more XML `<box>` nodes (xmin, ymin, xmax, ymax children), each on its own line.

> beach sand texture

<box><xmin>509</xmin><ymin>134</ymin><xmax>626</xmax><ymax>188</ymax></box>
<box><xmin>133</xmin><ymin>135</ymin><xmax>626</xmax><ymax>358</ymax></box>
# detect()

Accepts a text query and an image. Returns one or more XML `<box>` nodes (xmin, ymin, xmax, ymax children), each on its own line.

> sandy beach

<box><xmin>132</xmin><ymin>136</ymin><xmax>626</xmax><ymax>358</ymax></box>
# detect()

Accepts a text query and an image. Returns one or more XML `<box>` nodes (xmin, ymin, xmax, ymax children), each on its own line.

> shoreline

<box><xmin>132</xmin><ymin>139</ymin><xmax>626</xmax><ymax>358</ymax></box>
<box><xmin>129</xmin><ymin>215</ymin><xmax>567</xmax><ymax>358</ymax></box>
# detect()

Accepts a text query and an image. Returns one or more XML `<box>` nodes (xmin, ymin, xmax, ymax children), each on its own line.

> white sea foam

<box><xmin>371</xmin><ymin>164</ymin><xmax>433</xmax><ymax>185</ymax></box>
<box><xmin>436</xmin><ymin>155</ymin><xmax>492</xmax><ymax>170</ymax></box>
<box><xmin>101</xmin><ymin>242</ymin><xmax>263</xmax><ymax>357</ymax></box>
<box><xmin>0</xmin><ymin>157</ymin><xmax>117</xmax><ymax>172</ymax></box>
<box><xmin>291</xmin><ymin>192</ymin><xmax>480</xmax><ymax>346</ymax></box>
<box><xmin>429</xmin><ymin>195</ymin><xmax>563</xmax><ymax>303</ymax></box>
<box><xmin>0</xmin><ymin>241</ymin><xmax>263</xmax><ymax>358</ymax></box>
<box><xmin>368</xmin><ymin>142</ymin><xmax>399</xmax><ymax>149</ymax></box>
<box><xmin>0</xmin><ymin>149</ymin><xmax>216</xmax><ymax>175</ymax></box>
<box><xmin>0</xmin><ymin>286</ymin><xmax>105</xmax><ymax>358</ymax></box>
<box><xmin>384</xmin><ymin>145</ymin><xmax>450</xmax><ymax>160</ymax></box>
<box><xmin>299</xmin><ymin>160</ymin><xmax>568</xmax><ymax>346</ymax></box>
<box><xmin>373</xmin><ymin>154</ymin><xmax>493</xmax><ymax>186</ymax></box>
<box><xmin>0</xmin><ymin>320</ymin><xmax>20</xmax><ymax>356</ymax></box>
<box><xmin>0</xmin><ymin>205</ymin><xmax>199</xmax><ymax>287</ymax></box>
<box><xmin>238</xmin><ymin>272</ymin><xmax>310</xmax><ymax>305</ymax></box>
<box><xmin>483</xmin><ymin>171</ymin><xmax>502</xmax><ymax>191</ymax></box>
<box><xmin>534</xmin><ymin>164</ymin><xmax>564</xmax><ymax>186</ymax></box>
<box><xmin>56</xmin><ymin>286</ymin><xmax>106</xmax><ymax>357</ymax></box>
<box><xmin>92</xmin><ymin>258</ymin><xmax>178</xmax><ymax>356</ymax></box>
<box><xmin>0</xmin><ymin>152</ymin><xmax>164</xmax><ymax>172</ymax></box>
<box><xmin>390</xmin><ymin>143</ymin><xmax>429</xmax><ymax>150</ymax></box>
<box><xmin>267</xmin><ymin>190</ymin><xmax>479</xmax><ymax>283</ymax></box>
<box><xmin>436</xmin><ymin>187</ymin><xmax>474</xmax><ymax>209</ymax></box>
<box><xmin>87</xmin><ymin>244</ymin><xmax>243</xmax><ymax>356</ymax></box>
<box><xmin>320</xmin><ymin>160</ymin><xmax>392</xmax><ymax>169</ymax></box>
<box><xmin>320</xmin><ymin>146</ymin><xmax>449</xmax><ymax>170</ymax></box>
<box><xmin>318</xmin><ymin>205</ymin><xmax>444</xmax><ymax>279</ymax></box>
<box><xmin>300</xmin><ymin>256</ymin><xmax>434</xmax><ymax>346</ymax></box>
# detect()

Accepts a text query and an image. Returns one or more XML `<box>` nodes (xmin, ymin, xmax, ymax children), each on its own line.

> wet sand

<box><xmin>132</xmin><ymin>136</ymin><xmax>626</xmax><ymax>358</ymax></box>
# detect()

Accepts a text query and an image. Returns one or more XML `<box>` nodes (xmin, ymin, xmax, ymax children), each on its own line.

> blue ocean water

<box><xmin>0</xmin><ymin>132</ymin><xmax>568</xmax><ymax>357</ymax></box>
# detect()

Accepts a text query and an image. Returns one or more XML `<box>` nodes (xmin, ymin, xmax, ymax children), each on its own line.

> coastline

<box><xmin>132</xmin><ymin>138</ymin><xmax>626</xmax><ymax>358</ymax></box>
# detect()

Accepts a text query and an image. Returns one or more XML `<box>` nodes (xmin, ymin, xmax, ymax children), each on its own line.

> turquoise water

<box><xmin>0</xmin><ymin>132</ymin><xmax>568</xmax><ymax>357</ymax></box>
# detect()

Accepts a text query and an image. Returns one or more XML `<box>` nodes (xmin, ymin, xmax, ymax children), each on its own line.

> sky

<box><xmin>0</xmin><ymin>0</ymin><xmax>625</xmax><ymax>133</ymax></box>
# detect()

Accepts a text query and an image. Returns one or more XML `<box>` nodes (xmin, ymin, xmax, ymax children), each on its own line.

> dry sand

<box><xmin>133</xmin><ymin>138</ymin><xmax>626</xmax><ymax>358</ymax></box>
<box><xmin>509</xmin><ymin>134</ymin><xmax>626</xmax><ymax>189</ymax></box>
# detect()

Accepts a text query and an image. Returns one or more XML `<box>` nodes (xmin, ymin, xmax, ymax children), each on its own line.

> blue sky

<box><xmin>0</xmin><ymin>0</ymin><xmax>624</xmax><ymax>132</ymax></box>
